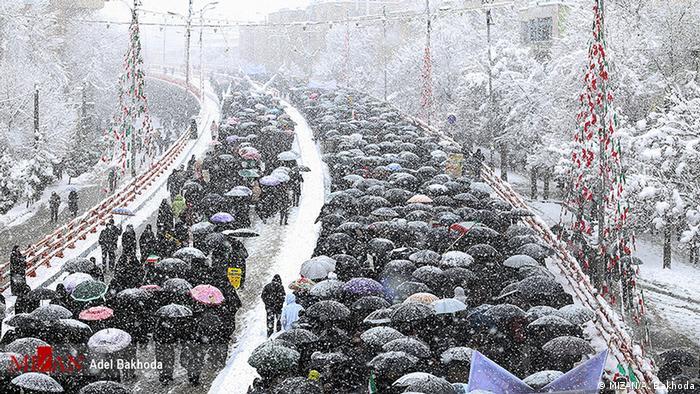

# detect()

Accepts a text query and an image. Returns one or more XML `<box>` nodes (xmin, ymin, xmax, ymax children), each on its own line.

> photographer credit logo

<box><xmin>9</xmin><ymin>346</ymin><xmax>85</xmax><ymax>374</ymax></box>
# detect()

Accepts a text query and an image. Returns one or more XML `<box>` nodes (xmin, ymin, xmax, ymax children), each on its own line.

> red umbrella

<box><xmin>449</xmin><ymin>221</ymin><xmax>480</xmax><ymax>235</ymax></box>
<box><xmin>79</xmin><ymin>306</ymin><xmax>114</xmax><ymax>321</ymax></box>
<box><xmin>190</xmin><ymin>284</ymin><xmax>225</xmax><ymax>305</ymax></box>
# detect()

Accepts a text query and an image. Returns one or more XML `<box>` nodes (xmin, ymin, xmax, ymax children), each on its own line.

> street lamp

<box><xmin>198</xmin><ymin>2</ymin><xmax>219</xmax><ymax>98</ymax></box>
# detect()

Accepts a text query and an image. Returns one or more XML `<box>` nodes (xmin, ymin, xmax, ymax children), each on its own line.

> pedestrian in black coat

<box><xmin>99</xmin><ymin>219</ymin><xmax>120</xmax><ymax>271</ymax></box>
<box><xmin>139</xmin><ymin>224</ymin><xmax>157</xmax><ymax>260</ymax></box>
<box><xmin>121</xmin><ymin>224</ymin><xmax>137</xmax><ymax>258</ymax></box>
<box><xmin>112</xmin><ymin>253</ymin><xmax>145</xmax><ymax>293</ymax></box>
<box><xmin>68</xmin><ymin>190</ymin><xmax>79</xmax><ymax>217</ymax></box>
<box><xmin>10</xmin><ymin>245</ymin><xmax>27</xmax><ymax>295</ymax></box>
<box><xmin>49</xmin><ymin>192</ymin><xmax>61</xmax><ymax>223</ymax></box>
<box><xmin>261</xmin><ymin>274</ymin><xmax>286</xmax><ymax>337</ymax></box>
<box><xmin>173</xmin><ymin>221</ymin><xmax>189</xmax><ymax>247</ymax></box>
<box><xmin>154</xmin><ymin>314</ymin><xmax>191</xmax><ymax>385</ymax></box>
<box><xmin>278</xmin><ymin>186</ymin><xmax>292</xmax><ymax>225</ymax></box>
<box><xmin>157</xmin><ymin>199</ymin><xmax>174</xmax><ymax>233</ymax></box>
<box><xmin>289</xmin><ymin>168</ymin><xmax>304</xmax><ymax>207</ymax></box>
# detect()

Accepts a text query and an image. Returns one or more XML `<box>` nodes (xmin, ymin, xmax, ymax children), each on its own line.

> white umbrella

<box><xmin>63</xmin><ymin>273</ymin><xmax>93</xmax><ymax>294</ymax></box>
<box><xmin>300</xmin><ymin>257</ymin><xmax>335</xmax><ymax>280</ymax></box>
<box><xmin>278</xmin><ymin>151</ymin><xmax>300</xmax><ymax>161</ymax></box>
<box><xmin>431</xmin><ymin>298</ymin><xmax>467</xmax><ymax>314</ymax></box>
<box><xmin>88</xmin><ymin>328</ymin><xmax>131</xmax><ymax>354</ymax></box>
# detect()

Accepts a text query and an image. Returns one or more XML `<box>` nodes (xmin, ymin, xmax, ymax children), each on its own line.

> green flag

<box><xmin>368</xmin><ymin>372</ymin><xmax>378</xmax><ymax>394</ymax></box>
<box><xmin>617</xmin><ymin>363</ymin><xmax>626</xmax><ymax>376</ymax></box>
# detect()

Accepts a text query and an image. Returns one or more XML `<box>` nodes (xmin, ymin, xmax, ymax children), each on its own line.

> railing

<box><xmin>0</xmin><ymin>79</ymin><xmax>202</xmax><ymax>292</ymax></box>
<box><xmin>408</xmin><ymin>116</ymin><xmax>662</xmax><ymax>393</ymax></box>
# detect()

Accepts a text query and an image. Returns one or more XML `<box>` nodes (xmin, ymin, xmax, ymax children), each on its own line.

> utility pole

<box><xmin>419</xmin><ymin>0</ymin><xmax>434</xmax><ymax>125</ymax></box>
<box><xmin>382</xmin><ymin>6</ymin><xmax>388</xmax><ymax>101</ymax></box>
<box><xmin>185</xmin><ymin>0</ymin><xmax>193</xmax><ymax>91</ymax></box>
<box><xmin>33</xmin><ymin>84</ymin><xmax>39</xmax><ymax>149</ymax></box>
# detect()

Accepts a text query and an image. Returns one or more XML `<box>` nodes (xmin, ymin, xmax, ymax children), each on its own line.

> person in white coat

<box><xmin>281</xmin><ymin>293</ymin><xmax>304</xmax><ymax>331</ymax></box>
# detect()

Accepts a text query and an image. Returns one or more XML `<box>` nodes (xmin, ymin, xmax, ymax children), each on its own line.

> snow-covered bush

<box><xmin>0</xmin><ymin>150</ymin><xmax>24</xmax><ymax>214</ymax></box>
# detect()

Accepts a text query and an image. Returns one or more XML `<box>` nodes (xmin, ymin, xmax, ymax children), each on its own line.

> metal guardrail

<box><xmin>0</xmin><ymin>78</ymin><xmax>203</xmax><ymax>292</ymax></box>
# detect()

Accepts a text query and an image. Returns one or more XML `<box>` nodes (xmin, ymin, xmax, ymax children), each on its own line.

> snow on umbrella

<box><xmin>154</xmin><ymin>258</ymin><xmax>190</xmax><ymax>277</ymax></box>
<box><xmin>518</xmin><ymin>265</ymin><xmax>555</xmax><ymax>280</ymax></box>
<box><xmin>260</xmin><ymin>175</ymin><xmax>282</xmax><ymax>186</ymax></box>
<box><xmin>342</xmin><ymin>174</ymin><xmax>364</xmax><ymax>184</ymax></box>
<box><xmin>402</xmin><ymin>375</ymin><xmax>455</xmax><ymax>394</ymax></box>
<box><xmin>62</xmin><ymin>257</ymin><xmax>97</xmax><ymax>274</ymax></box>
<box><xmin>163</xmin><ymin>278</ymin><xmax>193</xmax><ymax>295</ymax></box>
<box><xmin>223</xmin><ymin>228</ymin><xmax>260</xmax><ymax>238</ymax></box>
<box><xmin>507</xmin><ymin>235</ymin><xmax>540</xmax><ymax>250</ymax></box>
<box><xmin>409</xmin><ymin>250</ymin><xmax>441</xmax><ymax>267</ymax></box>
<box><xmin>466</xmin><ymin>244</ymin><xmax>502</xmax><ymax>261</ymax></box>
<box><xmin>370</xmin><ymin>207</ymin><xmax>399</xmax><ymax>219</ymax></box>
<box><xmin>342</xmin><ymin>277</ymin><xmax>384</xmax><ymax>297</ymax></box>
<box><xmin>412</xmin><ymin>266</ymin><xmax>446</xmax><ymax>286</ymax></box>
<box><xmin>523</xmin><ymin>370</ymin><xmax>564</xmax><ymax>390</ymax></box>
<box><xmin>248</xmin><ymin>341</ymin><xmax>300</xmax><ymax>375</ymax></box>
<box><xmin>361</xmin><ymin>326</ymin><xmax>405</xmax><ymax>348</ymax></box>
<box><xmin>276</xmin><ymin>328</ymin><xmax>319</xmax><ymax>346</ymax></box>
<box><xmin>555</xmin><ymin>304</ymin><xmax>596</xmax><ymax>325</ymax></box>
<box><xmin>310</xmin><ymin>351</ymin><xmax>350</xmax><ymax>370</ymax></box>
<box><xmin>432</xmin><ymin>298</ymin><xmax>467</xmax><ymax>314</ymax></box>
<box><xmin>71</xmin><ymin>279</ymin><xmax>108</xmax><ymax>302</ymax></box>
<box><xmin>436</xmin><ymin>212</ymin><xmax>461</xmax><ymax>226</ymax></box>
<box><xmin>526</xmin><ymin>315</ymin><xmax>582</xmax><ymax>344</ymax></box>
<box><xmin>52</xmin><ymin>319</ymin><xmax>93</xmax><ymax>343</ymax></box>
<box><xmin>111</xmin><ymin>207</ymin><xmax>135</xmax><ymax>216</ymax></box>
<box><xmin>190</xmin><ymin>284</ymin><xmax>225</xmax><ymax>305</ymax></box>
<box><xmin>407</xmin><ymin>194</ymin><xmax>433</xmax><ymax>204</ymax></box>
<box><xmin>272</xmin><ymin>171</ymin><xmax>291</xmax><ymax>183</ymax></box>
<box><xmin>542</xmin><ymin>336</ymin><xmax>595</xmax><ymax>358</ymax></box>
<box><xmin>11</xmin><ymin>373</ymin><xmax>63</xmax><ymax>393</ymax></box>
<box><xmin>506</xmin><ymin>224</ymin><xmax>537</xmax><ymax>238</ymax></box>
<box><xmin>173</xmin><ymin>247</ymin><xmax>205</xmax><ymax>262</ymax></box>
<box><xmin>238</xmin><ymin>169</ymin><xmax>260</xmax><ymax>178</ymax></box>
<box><xmin>510</xmin><ymin>207</ymin><xmax>535</xmax><ymax>217</ymax></box>
<box><xmin>526</xmin><ymin>305</ymin><xmax>558</xmax><ymax>320</ymax></box>
<box><xmin>191</xmin><ymin>221</ymin><xmax>216</xmax><ymax>236</ymax></box>
<box><xmin>115</xmin><ymin>288</ymin><xmax>153</xmax><ymax>306</ymax></box>
<box><xmin>63</xmin><ymin>273</ymin><xmax>93</xmax><ymax>294</ymax></box>
<box><xmin>309</xmin><ymin>279</ymin><xmax>345</xmax><ymax>299</ymax></box>
<box><xmin>440</xmin><ymin>347</ymin><xmax>474</xmax><ymax>364</ymax></box>
<box><xmin>516</xmin><ymin>243</ymin><xmax>550</xmax><ymax>261</ymax></box>
<box><xmin>503</xmin><ymin>254</ymin><xmax>539</xmax><ymax>269</ymax></box>
<box><xmin>0</xmin><ymin>352</ymin><xmax>22</xmax><ymax>377</ymax></box>
<box><xmin>300</xmin><ymin>257</ymin><xmax>336</xmax><ymax>280</ymax></box>
<box><xmin>277</xmin><ymin>151</ymin><xmax>300</xmax><ymax>161</ymax></box>
<box><xmin>367</xmin><ymin>238</ymin><xmax>395</xmax><ymax>254</ymax></box>
<box><xmin>296</xmin><ymin>165</ymin><xmax>311</xmax><ymax>172</ymax></box>
<box><xmin>368</xmin><ymin>351</ymin><xmax>418</xmax><ymax>375</ymax></box>
<box><xmin>210</xmin><ymin>212</ymin><xmax>234</xmax><ymax>224</ymax></box>
<box><xmin>484</xmin><ymin>304</ymin><xmax>526</xmax><ymax>328</ymax></box>
<box><xmin>387</xmin><ymin>163</ymin><xmax>402</xmax><ymax>171</ymax></box>
<box><xmin>383</xmin><ymin>337</ymin><xmax>431</xmax><ymax>359</ymax></box>
<box><xmin>225</xmin><ymin>186</ymin><xmax>253</xmax><ymax>197</ymax></box>
<box><xmin>396</xmin><ymin>281</ymin><xmax>432</xmax><ymax>299</ymax></box>
<box><xmin>358</xmin><ymin>195</ymin><xmax>391</xmax><ymax>211</ymax></box>
<box><xmin>305</xmin><ymin>300</ymin><xmax>350</xmax><ymax>322</ymax></box>
<box><xmin>157</xmin><ymin>303</ymin><xmax>193</xmax><ymax>318</ymax></box>
<box><xmin>6</xmin><ymin>338</ymin><xmax>49</xmax><ymax>356</ymax></box>
<box><xmin>78</xmin><ymin>306</ymin><xmax>114</xmax><ymax>322</ymax></box>
<box><xmin>440</xmin><ymin>251</ymin><xmax>474</xmax><ymax>268</ymax></box>
<box><xmin>517</xmin><ymin>276</ymin><xmax>565</xmax><ymax>299</ymax></box>
<box><xmin>658</xmin><ymin>348</ymin><xmax>698</xmax><ymax>366</ymax></box>
<box><xmin>88</xmin><ymin>328</ymin><xmax>131</xmax><ymax>354</ymax></box>
<box><xmin>240</xmin><ymin>149</ymin><xmax>261</xmax><ymax>161</ymax></box>
<box><xmin>273</xmin><ymin>377</ymin><xmax>322</xmax><ymax>394</ymax></box>
<box><xmin>5</xmin><ymin>314</ymin><xmax>42</xmax><ymax>331</ymax></box>
<box><xmin>392</xmin><ymin>372</ymin><xmax>436</xmax><ymax>388</ymax></box>
<box><xmin>31</xmin><ymin>304</ymin><xmax>72</xmax><ymax>322</ymax></box>
<box><xmin>454</xmin><ymin>193</ymin><xmax>480</xmax><ymax>207</ymax></box>
<box><xmin>382</xmin><ymin>259</ymin><xmax>416</xmax><ymax>279</ymax></box>
<box><xmin>328</xmin><ymin>191</ymin><xmax>357</xmax><ymax>207</ymax></box>
<box><xmin>78</xmin><ymin>381</ymin><xmax>131</xmax><ymax>394</ymax></box>
<box><xmin>363</xmin><ymin>308</ymin><xmax>393</xmax><ymax>326</ymax></box>
<box><xmin>391</xmin><ymin>302</ymin><xmax>436</xmax><ymax>324</ymax></box>
<box><xmin>351</xmin><ymin>296</ymin><xmax>391</xmax><ymax>314</ymax></box>
<box><xmin>404</xmin><ymin>292</ymin><xmax>439</xmax><ymax>305</ymax></box>
<box><xmin>289</xmin><ymin>277</ymin><xmax>315</xmax><ymax>291</ymax></box>
<box><xmin>427</xmin><ymin>184</ymin><xmax>449</xmax><ymax>196</ymax></box>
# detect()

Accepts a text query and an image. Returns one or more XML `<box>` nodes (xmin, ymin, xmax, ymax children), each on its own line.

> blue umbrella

<box><xmin>387</xmin><ymin>163</ymin><xmax>402</xmax><ymax>171</ymax></box>
<box><xmin>111</xmin><ymin>207</ymin><xmax>135</xmax><ymax>216</ymax></box>
<box><xmin>342</xmin><ymin>278</ymin><xmax>385</xmax><ymax>297</ymax></box>
<box><xmin>210</xmin><ymin>212</ymin><xmax>234</xmax><ymax>224</ymax></box>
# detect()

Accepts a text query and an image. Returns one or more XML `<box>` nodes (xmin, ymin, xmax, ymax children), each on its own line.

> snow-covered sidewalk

<box><xmin>208</xmin><ymin>100</ymin><xmax>328</xmax><ymax>394</ymax></box>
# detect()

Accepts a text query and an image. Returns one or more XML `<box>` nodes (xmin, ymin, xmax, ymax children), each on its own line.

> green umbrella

<box><xmin>71</xmin><ymin>279</ymin><xmax>108</xmax><ymax>302</ymax></box>
<box><xmin>238</xmin><ymin>169</ymin><xmax>260</xmax><ymax>178</ymax></box>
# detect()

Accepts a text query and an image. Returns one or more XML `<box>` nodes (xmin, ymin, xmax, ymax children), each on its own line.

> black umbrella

<box><xmin>543</xmin><ymin>336</ymin><xmax>595</xmax><ymax>358</ymax></box>
<box><xmin>398</xmin><ymin>374</ymin><xmax>455</xmax><ymax>394</ymax></box>
<box><xmin>412</xmin><ymin>266</ymin><xmax>446</xmax><ymax>289</ymax></box>
<box><xmin>358</xmin><ymin>195</ymin><xmax>391</xmax><ymax>211</ymax></box>
<box><xmin>277</xmin><ymin>329</ymin><xmax>319</xmax><ymax>346</ymax></box>
<box><xmin>368</xmin><ymin>351</ymin><xmax>418</xmax><ymax>375</ymax></box>
<box><xmin>32</xmin><ymin>304</ymin><xmax>73</xmax><ymax>322</ymax></box>
<box><xmin>382</xmin><ymin>260</ymin><xmax>416</xmax><ymax>279</ymax></box>
<box><xmin>384</xmin><ymin>188</ymin><xmax>414</xmax><ymax>205</ymax></box>
<box><xmin>27</xmin><ymin>288</ymin><xmax>57</xmax><ymax>302</ymax></box>
<box><xmin>371</xmin><ymin>207</ymin><xmax>400</xmax><ymax>218</ymax></box>
<box><xmin>305</xmin><ymin>300</ymin><xmax>351</xmax><ymax>322</ymax></box>
<box><xmin>273</xmin><ymin>377</ymin><xmax>322</xmax><ymax>394</ymax></box>
<box><xmin>6</xmin><ymin>338</ymin><xmax>50</xmax><ymax>356</ymax></box>
<box><xmin>351</xmin><ymin>296</ymin><xmax>391</xmax><ymax>314</ymax></box>
<box><xmin>403</xmin><ymin>203</ymin><xmax>434</xmax><ymax>213</ymax></box>
<box><xmin>63</xmin><ymin>258</ymin><xmax>97</xmax><ymax>274</ymax></box>
<box><xmin>368</xmin><ymin>238</ymin><xmax>395</xmax><ymax>254</ymax></box>
<box><xmin>506</xmin><ymin>224</ymin><xmax>537</xmax><ymax>238</ymax></box>
<box><xmin>383</xmin><ymin>337</ymin><xmax>431</xmax><ymax>359</ymax></box>
<box><xmin>433</xmin><ymin>195</ymin><xmax>457</xmax><ymax>207</ymax></box>
<box><xmin>527</xmin><ymin>315</ymin><xmax>583</xmax><ymax>345</ymax></box>
<box><xmin>508</xmin><ymin>235</ymin><xmax>541</xmax><ymax>250</ymax></box>
<box><xmin>405</xmin><ymin>210</ymin><xmax>432</xmax><ymax>222</ymax></box>
<box><xmin>248</xmin><ymin>341</ymin><xmax>300</xmax><ymax>375</ymax></box>
<box><xmin>484</xmin><ymin>304</ymin><xmax>527</xmax><ymax>328</ymax></box>
<box><xmin>361</xmin><ymin>326</ymin><xmax>405</xmax><ymax>348</ymax></box>
<box><xmin>396</xmin><ymin>281</ymin><xmax>432</xmax><ymax>300</ymax></box>
<box><xmin>467</xmin><ymin>244</ymin><xmax>503</xmax><ymax>261</ymax></box>
<box><xmin>516</xmin><ymin>243</ymin><xmax>551</xmax><ymax>262</ymax></box>
<box><xmin>154</xmin><ymin>258</ymin><xmax>190</xmax><ymax>278</ymax></box>
<box><xmin>363</xmin><ymin>308</ymin><xmax>394</xmax><ymax>326</ymax></box>
<box><xmin>78</xmin><ymin>381</ymin><xmax>131</xmax><ymax>394</ymax></box>
<box><xmin>6</xmin><ymin>313</ymin><xmax>43</xmax><ymax>331</ymax></box>
<box><xmin>523</xmin><ymin>371</ymin><xmax>564</xmax><ymax>390</ymax></box>
<box><xmin>443</xmin><ymin>267</ymin><xmax>479</xmax><ymax>288</ymax></box>
<box><xmin>11</xmin><ymin>372</ymin><xmax>63</xmax><ymax>393</ymax></box>
<box><xmin>328</xmin><ymin>191</ymin><xmax>357</xmax><ymax>207</ymax></box>
<box><xmin>51</xmin><ymin>319</ymin><xmax>93</xmax><ymax>344</ymax></box>
<box><xmin>409</xmin><ymin>250</ymin><xmax>441</xmax><ymax>267</ymax></box>
<box><xmin>156</xmin><ymin>303</ymin><xmax>193</xmax><ymax>318</ymax></box>
<box><xmin>391</xmin><ymin>302</ymin><xmax>436</xmax><ymax>323</ymax></box>
<box><xmin>517</xmin><ymin>276</ymin><xmax>566</xmax><ymax>300</ymax></box>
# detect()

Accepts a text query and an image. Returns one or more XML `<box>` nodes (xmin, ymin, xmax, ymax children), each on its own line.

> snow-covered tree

<box><xmin>0</xmin><ymin>149</ymin><xmax>23</xmax><ymax>214</ymax></box>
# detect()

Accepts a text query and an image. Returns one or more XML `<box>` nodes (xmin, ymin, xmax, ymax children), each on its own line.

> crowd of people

<box><xmin>240</xmin><ymin>85</ymin><xmax>698</xmax><ymax>394</ymax></box>
<box><xmin>0</xmin><ymin>78</ymin><xmax>308</xmax><ymax>393</ymax></box>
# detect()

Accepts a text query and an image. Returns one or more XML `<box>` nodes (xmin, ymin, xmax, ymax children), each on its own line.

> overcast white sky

<box><xmin>103</xmin><ymin>0</ymin><xmax>311</xmax><ymax>21</ymax></box>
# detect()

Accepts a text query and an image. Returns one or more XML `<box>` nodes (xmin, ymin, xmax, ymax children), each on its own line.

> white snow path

<box><xmin>208</xmin><ymin>101</ymin><xmax>328</xmax><ymax>394</ymax></box>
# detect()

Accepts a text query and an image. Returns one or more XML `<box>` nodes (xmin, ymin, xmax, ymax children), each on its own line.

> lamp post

<box><xmin>199</xmin><ymin>2</ymin><xmax>219</xmax><ymax>98</ymax></box>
